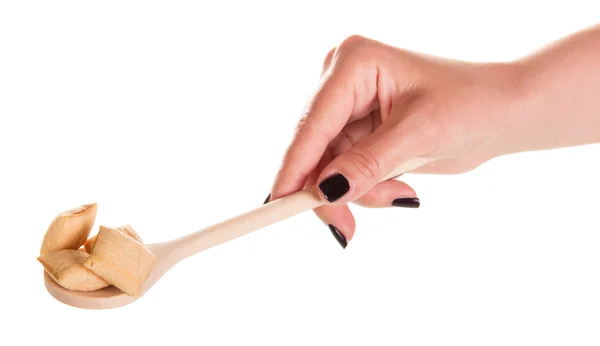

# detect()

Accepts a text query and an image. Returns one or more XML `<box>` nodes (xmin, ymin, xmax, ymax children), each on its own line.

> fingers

<box><xmin>314</xmin><ymin>91</ymin><xmax>439</xmax><ymax>206</ymax></box>
<box><xmin>304</xmin><ymin>130</ymin><xmax>419</xmax><ymax>249</ymax></box>
<box><xmin>313</xmin><ymin>203</ymin><xmax>356</xmax><ymax>249</ymax></box>
<box><xmin>268</xmin><ymin>71</ymin><xmax>355</xmax><ymax>202</ymax></box>
<box><xmin>312</xmin><ymin>178</ymin><xmax>420</xmax><ymax>249</ymax></box>
<box><xmin>303</xmin><ymin>148</ymin><xmax>357</xmax><ymax>249</ymax></box>
<box><xmin>264</xmin><ymin>36</ymin><xmax>423</xmax><ymax>247</ymax></box>
<box><xmin>311</xmin><ymin>179</ymin><xmax>420</xmax><ymax>249</ymax></box>
<box><xmin>268</xmin><ymin>37</ymin><xmax>385</xmax><ymax>203</ymax></box>
<box><xmin>315</xmin><ymin>117</ymin><xmax>407</xmax><ymax>205</ymax></box>
<box><xmin>353</xmin><ymin>179</ymin><xmax>420</xmax><ymax>208</ymax></box>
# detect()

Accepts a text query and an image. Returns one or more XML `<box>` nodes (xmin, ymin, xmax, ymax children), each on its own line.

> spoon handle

<box><xmin>169</xmin><ymin>158</ymin><xmax>431</xmax><ymax>261</ymax></box>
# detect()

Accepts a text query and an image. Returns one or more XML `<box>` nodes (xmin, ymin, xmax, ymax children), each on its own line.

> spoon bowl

<box><xmin>43</xmin><ymin>242</ymin><xmax>174</xmax><ymax>309</ymax></box>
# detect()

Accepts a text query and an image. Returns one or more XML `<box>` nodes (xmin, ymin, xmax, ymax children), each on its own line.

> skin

<box><xmin>266</xmin><ymin>23</ymin><xmax>600</xmax><ymax>246</ymax></box>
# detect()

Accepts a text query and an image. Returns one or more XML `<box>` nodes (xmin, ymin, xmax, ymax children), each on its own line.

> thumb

<box><xmin>315</xmin><ymin>121</ymin><xmax>415</xmax><ymax>205</ymax></box>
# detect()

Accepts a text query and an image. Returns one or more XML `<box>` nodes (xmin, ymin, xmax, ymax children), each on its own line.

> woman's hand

<box><xmin>265</xmin><ymin>25</ymin><xmax>600</xmax><ymax>248</ymax></box>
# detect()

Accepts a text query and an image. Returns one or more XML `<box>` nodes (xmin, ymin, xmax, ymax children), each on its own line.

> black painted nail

<box><xmin>391</xmin><ymin>197</ymin><xmax>420</xmax><ymax>208</ymax></box>
<box><xmin>263</xmin><ymin>193</ymin><xmax>271</xmax><ymax>205</ymax></box>
<box><xmin>318</xmin><ymin>173</ymin><xmax>350</xmax><ymax>202</ymax></box>
<box><xmin>328</xmin><ymin>224</ymin><xmax>347</xmax><ymax>249</ymax></box>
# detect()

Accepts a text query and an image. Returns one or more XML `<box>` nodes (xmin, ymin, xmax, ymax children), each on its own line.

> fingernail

<box><xmin>263</xmin><ymin>193</ymin><xmax>271</xmax><ymax>205</ymax></box>
<box><xmin>328</xmin><ymin>224</ymin><xmax>347</xmax><ymax>249</ymax></box>
<box><xmin>318</xmin><ymin>173</ymin><xmax>350</xmax><ymax>202</ymax></box>
<box><xmin>391</xmin><ymin>197</ymin><xmax>420</xmax><ymax>208</ymax></box>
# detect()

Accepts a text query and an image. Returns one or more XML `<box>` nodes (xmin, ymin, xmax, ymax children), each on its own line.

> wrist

<box><xmin>490</xmin><ymin>25</ymin><xmax>600</xmax><ymax>158</ymax></box>
<box><xmin>483</xmin><ymin>59</ymin><xmax>541</xmax><ymax>159</ymax></box>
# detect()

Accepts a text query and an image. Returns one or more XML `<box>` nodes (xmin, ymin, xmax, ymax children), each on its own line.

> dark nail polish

<box><xmin>391</xmin><ymin>197</ymin><xmax>420</xmax><ymax>208</ymax></box>
<box><xmin>328</xmin><ymin>224</ymin><xmax>347</xmax><ymax>249</ymax></box>
<box><xmin>318</xmin><ymin>173</ymin><xmax>350</xmax><ymax>202</ymax></box>
<box><xmin>263</xmin><ymin>193</ymin><xmax>271</xmax><ymax>205</ymax></box>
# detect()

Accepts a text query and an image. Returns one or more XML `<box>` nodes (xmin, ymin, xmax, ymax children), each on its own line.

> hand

<box><xmin>265</xmin><ymin>35</ymin><xmax>533</xmax><ymax>248</ymax></box>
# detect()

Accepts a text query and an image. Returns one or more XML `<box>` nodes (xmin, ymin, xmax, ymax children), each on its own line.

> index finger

<box><xmin>268</xmin><ymin>72</ymin><xmax>354</xmax><ymax>201</ymax></box>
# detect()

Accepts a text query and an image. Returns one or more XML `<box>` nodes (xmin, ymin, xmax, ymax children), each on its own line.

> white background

<box><xmin>1</xmin><ymin>1</ymin><xmax>599</xmax><ymax>345</ymax></box>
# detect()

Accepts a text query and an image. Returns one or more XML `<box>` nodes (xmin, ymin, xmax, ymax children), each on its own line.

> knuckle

<box><xmin>333</xmin><ymin>35</ymin><xmax>370</xmax><ymax>62</ymax></box>
<box><xmin>321</xmin><ymin>35</ymin><xmax>373</xmax><ymax>76</ymax></box>
<box><xmin>339</xmin><ymin>35</ymin><xmax>368</xmax><ymax>51</ymax></box>
<box><xmin>346</xmin><ymin>147</ymin><xmax>382</xmax><ymax>181</ymax></box>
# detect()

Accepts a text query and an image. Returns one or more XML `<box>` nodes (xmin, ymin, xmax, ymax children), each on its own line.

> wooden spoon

<box><xmin>43</xmin><ymin>158</ymin><xmax>430</xmax><ymax>309</ymax></box>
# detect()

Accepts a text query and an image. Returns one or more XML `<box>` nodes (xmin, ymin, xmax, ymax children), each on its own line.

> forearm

<box><xmin>502</xmin><ymin>23</ymin><xmax>600</xmax><ymax>155</ymax></box>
